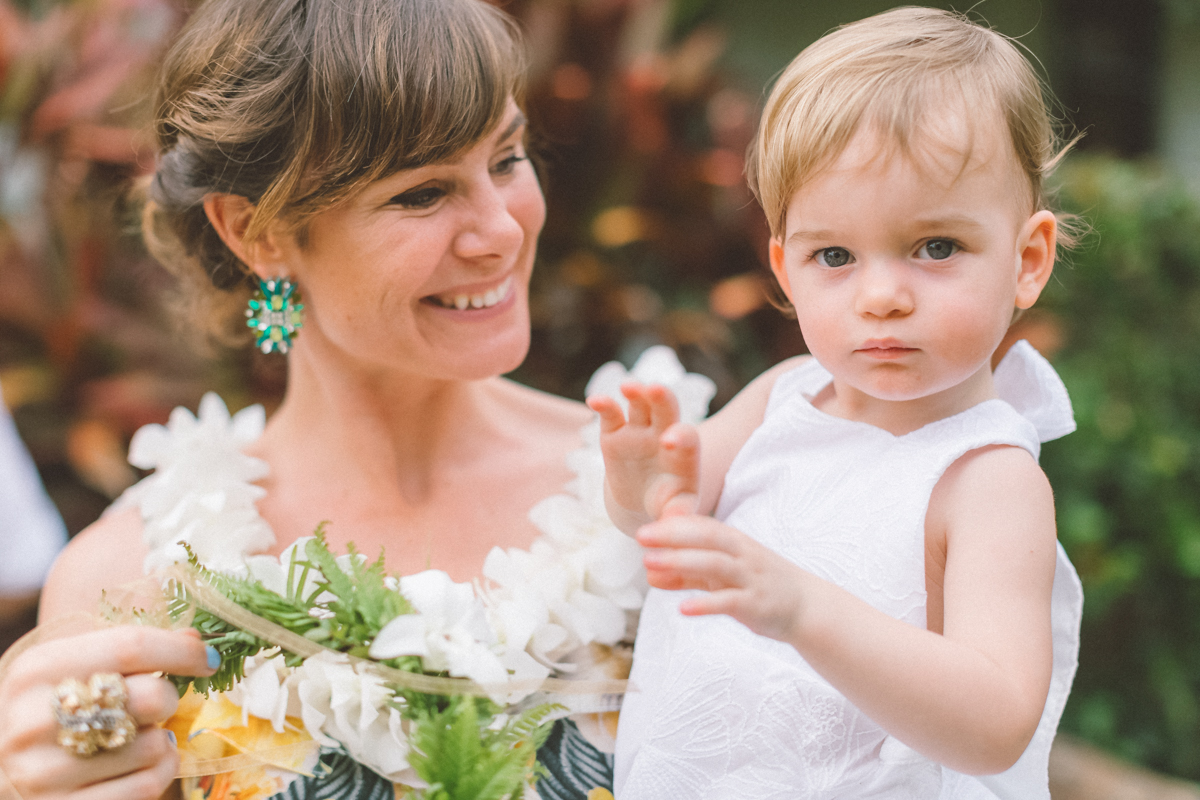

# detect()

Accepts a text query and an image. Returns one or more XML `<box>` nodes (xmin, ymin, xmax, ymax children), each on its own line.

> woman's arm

<box><xmin>636</xmin><ymin>444</ymin><xmax>1057</xmax><ymax>775</ymax></box>
<box><xmin>0</xmin><ymin>511</ymin><xmax>213</xmax><ymax>800</ymax></box>
<box><xmin>39</xmin><ymin>508</ymin><xmax>150</xmax><ymax>622</ymax></box>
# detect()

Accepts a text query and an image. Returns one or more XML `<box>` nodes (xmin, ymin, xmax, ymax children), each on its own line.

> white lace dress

<box><xmin>614</xmin><ymin>341</ymin><xmax>1084</xmax><ymax>800</ymax></box>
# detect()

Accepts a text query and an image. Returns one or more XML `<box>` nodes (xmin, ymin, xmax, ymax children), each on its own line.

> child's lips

<box><xmin>857</xmin><ymin>339</ymin><xmax>918</xmax><ymax>360</ymax></box>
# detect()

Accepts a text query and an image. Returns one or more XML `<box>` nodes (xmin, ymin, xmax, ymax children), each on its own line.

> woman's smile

<box><xmin>424</xmin><ymin>274</ymin><xmax>516</xmax><ymax>311</ymax></box>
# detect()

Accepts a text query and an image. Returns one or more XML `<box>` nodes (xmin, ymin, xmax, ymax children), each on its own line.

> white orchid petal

<box><xmin>127</xmin><ymin>424</ymin><xmax>170</xmax><ymax>469</ymax></box>
<box><xmin>370</xmin><ymin>615</ymin><xmax>429</xmax><ymax>659</ymax></box>
<box><xmin>230</xmin><ymin>403</ymin><xmax>267</xmax><ymax>442</ymax></box>
<box><xmin>198</xmin><ymin>392</ymin><xmax>231</xmax><ymax>426</ymax></box>
<box><xmin>399</xmin><ymin>570</ymin><xmax>457</xmax><ymax>617</ymax></box>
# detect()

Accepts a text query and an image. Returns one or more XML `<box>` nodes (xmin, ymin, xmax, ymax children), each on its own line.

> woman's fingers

<box><xmin>3</xmin><ymin>673</ymin><xmax>179</xmax><ymax>756</ymax></box>
<box><xmin>0</xmin><ymin>627</ymin><xmax>209</xmax><ymax>799</ymax></box>
<box><xmin>73</xmin><ymin>748</ymin><xmax>180</xmax><ymax>800</ymax></box>
<box><xmin>3</xmin><ymin>627</ymin><xmax>213</xmax><ymax>694</ymax></box>
<box><xmin>122</xmin><ymin>675</ymin><xmax>182</xmax><ymax>727</ymax></box>
<box><xmin>5</xmin><ymin>727</ymin><xmax>177</xmax><ymax>797</ymax></box>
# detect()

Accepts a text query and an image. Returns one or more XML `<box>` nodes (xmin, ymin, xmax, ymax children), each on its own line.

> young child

<box><xmin>588</xmin><ymin>8</ymin><xmax>1084</xmax><ymax>799</ymax></box>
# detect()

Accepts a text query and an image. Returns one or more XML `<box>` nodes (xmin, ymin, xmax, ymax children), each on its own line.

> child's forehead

<box><xmin>834</xmin><ymin>116</ymin><xmax>1015</xmax><ymax>186</ymax></box>
<box><xmin>803</xmin><ymin>115</ymin><xmax>1032</xmax><ymax>214</ymax></box>
<box><xmin>781</xmin><ymin>119</ymin><xmax>1031</xmax><ymax>236</ymax></box>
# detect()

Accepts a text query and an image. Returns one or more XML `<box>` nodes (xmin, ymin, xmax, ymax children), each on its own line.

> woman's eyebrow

<box><xmin>497</xmin><ymin>111</ymin><xmax>527</xmax><ymax>142</ymax></box>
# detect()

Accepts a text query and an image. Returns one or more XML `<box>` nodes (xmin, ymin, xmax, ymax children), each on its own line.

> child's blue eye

<box><xmin>918</xmin><ymin>239</ymin><xmax>957</xmax><ymax>260</ymax></box>
<box><xmin>816</xmin><ymin>247</ymin><xmax>853</xmax><ymax>268</ymax></box>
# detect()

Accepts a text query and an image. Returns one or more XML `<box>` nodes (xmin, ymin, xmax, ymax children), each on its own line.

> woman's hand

<box><xmin>637</xmin><ymin>514</ymin><xmax>807</xmax><ymax>642</ymax></box>
<box><xmin>0</xmin><ymin>626</ymin><xmax>216</xmax><ymax>800</ymax></box>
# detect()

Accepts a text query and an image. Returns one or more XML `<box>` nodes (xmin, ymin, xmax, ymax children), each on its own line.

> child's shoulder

<box><xmin>724</xmin><ymin>355</ymin><xmax>814</xmax><ymax>419</ymax></box>
<box><xmin>928</xmin><ymin>443</ymin><xmax>1055</xmax><ymax>556</ymax></box>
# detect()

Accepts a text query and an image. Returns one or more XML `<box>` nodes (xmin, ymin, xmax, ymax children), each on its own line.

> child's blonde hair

<box><xmin>749</xmin><ymin>6</ymin><xmax>1073</xmax><ymax>241</ymax></box>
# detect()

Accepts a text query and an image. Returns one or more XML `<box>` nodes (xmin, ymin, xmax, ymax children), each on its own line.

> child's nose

<box><xmin>854</xmin><ymin>260</ymin><xmax>914</xmax><ymax>318</ymax></box>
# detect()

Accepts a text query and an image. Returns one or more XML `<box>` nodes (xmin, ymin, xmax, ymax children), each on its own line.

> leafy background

<box><xmin>2</xmin><ymin>0</ymin><xmax>1200</xmax><ymax>788</ymax></box>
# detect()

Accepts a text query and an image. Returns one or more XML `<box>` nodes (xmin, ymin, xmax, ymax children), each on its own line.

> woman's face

<box><xmin>281</xmin><ymin>101</ymin><xmax>545</xmax><ymax>382</ymax></box>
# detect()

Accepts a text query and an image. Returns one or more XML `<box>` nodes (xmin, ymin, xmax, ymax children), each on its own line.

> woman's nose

<box><xmin>853</xmin><ymin>260</ymin><xmax>914</xmax><ymax>318</ymax></box>
<box><xmin>454</xmin><ymin>183</ymin><xmax>524</xmax><ymax>261</ymax></box>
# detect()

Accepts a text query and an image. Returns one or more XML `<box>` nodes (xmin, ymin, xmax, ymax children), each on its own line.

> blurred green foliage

<box><xmin>1043</xmin><ymin>155</ymin><xmax>1200</xmax><ymax>777</ymax></box>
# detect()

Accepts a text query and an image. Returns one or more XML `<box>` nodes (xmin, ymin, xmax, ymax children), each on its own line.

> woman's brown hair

<box><xmin>143</xmin><ymin>0</ymin><xmax>527</xmax><ymax>345</ymax></box>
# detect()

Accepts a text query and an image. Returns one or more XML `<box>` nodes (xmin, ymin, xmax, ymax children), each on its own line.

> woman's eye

<box><xmin>918</xmin><ymin>239</ymin><xmax>958</xmax><ymax>260</ymax></box>
<box><xmin>390</xmin><ymin>186</ymin><xmax>446</xmax><ymax>210</ymax></box>
<box><xmin>492</xmin><ymin>153</ymin><xmax>528</xmax><ymax>176</ymax></box>
<box><xmin>816</xmin><ymin>247</ymin><xmax>853</xmax><ymax>268</ymax></box>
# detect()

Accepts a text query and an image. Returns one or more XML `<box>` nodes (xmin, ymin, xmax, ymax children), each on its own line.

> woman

<box><xmin>0</xmin><ymin>0</ymin><xmax>710</xmax><ymax>797</ymax></box>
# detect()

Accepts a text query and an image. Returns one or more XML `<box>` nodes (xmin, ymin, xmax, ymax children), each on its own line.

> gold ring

<box><xmin>52</xmin><ymin>673</ymin><xmax>138</xmax><ymax>757</ymax></box>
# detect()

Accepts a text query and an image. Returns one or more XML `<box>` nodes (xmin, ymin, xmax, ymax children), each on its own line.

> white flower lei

<box><xmin>111</xmin><ymin>346</ymin><xmax>715</xmax><ymax>782</ymax></box>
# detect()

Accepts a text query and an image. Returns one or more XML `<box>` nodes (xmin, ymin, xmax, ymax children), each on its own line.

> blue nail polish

<box><xmin>165</xmin><ymin>730</ymin><xmax>177</xmax><ymax>747</ymax></box>
<box><xmin>206</xmin><ymin>645</ymin><xmax>221</xmax><ymax>670</ymax></box>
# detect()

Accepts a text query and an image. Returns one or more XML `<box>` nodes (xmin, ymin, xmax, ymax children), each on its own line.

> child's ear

<box><xmin>203</xmin><ymin>194</ymin><xmax>295</xmax><ymax>281</ymax></box>
<box><xmin>1014</xmin><ymin>210</ymin><xmax>1057</xmax><ymax>309</ymax></box>
<box><xmin>769</xmin><ymin>237</ymin><xmax>797</xmax><ymax>304</ymax></box>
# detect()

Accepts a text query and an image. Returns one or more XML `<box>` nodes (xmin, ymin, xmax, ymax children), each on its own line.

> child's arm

<box><xmin>587</xmin><ymin>356</ymin><xmax>809</xmax><ymax>535</ymax></box>
<box><xmin>636</xmin><ymin>444</ymin><xmax>1056</xmax><ymax>776</ymax></box>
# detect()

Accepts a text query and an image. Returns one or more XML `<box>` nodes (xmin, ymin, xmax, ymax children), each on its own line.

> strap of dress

<box><xmin>993</xmin><ymin>340</ymin><xmax>1076</xmax><ymax>444</ymax></box>
<box><xmin>764</xmin><ymin>356</ymin><xmax>828</xmax><ymax>416</ymax></box>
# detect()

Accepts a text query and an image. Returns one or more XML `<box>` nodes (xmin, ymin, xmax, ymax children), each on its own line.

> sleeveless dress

<box><xmin>614</xmin><ymin>340</ymin><xmax>1083</xmax><ymax>800</ymax></box>
<box><xmin>107</xmin><ymin>347</ymin><xmax>715</xmax><ymax>800</ymax></box>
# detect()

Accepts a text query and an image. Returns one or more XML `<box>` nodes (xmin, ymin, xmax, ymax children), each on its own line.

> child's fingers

<box><xmin>621</xmin><ymin>383</ymin><xmax>654</xmax><ymax>427</ymax></box>
<box><xmin>641</xmin><ymin>545</ymin><xmax>743</xmax><ymax>590</ymax></box>
<box><xmin>586</xmin><ymin>395</ymin><xmax>627</xmax><ymax>433</ymax></box>
<box><xmin>658</xmin><ymin>490</ymin><xmax>700</xmax><ymax>519</ymax></box>
<box><xmin>678</xmin><ymin>589</ymin><xmax>744</xmax><ymax>618</ymax></box>
<box><xmin>645</xmin><ymin>384</ymin><xmax>681</xmax><ymax>431</ymax></box>
<box><xmin>660</xmin><ymin>422</ymin><xmax>700</xmax><ymax>488</ymax></box>
<box><xmin>637</xmin><ymin>515</ymin><xmax>743</xmax><ymax>555</ymax></box>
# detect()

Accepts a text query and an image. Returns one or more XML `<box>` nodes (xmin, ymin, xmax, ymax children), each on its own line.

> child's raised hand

<box><xmin>587</xmin><ymin>383</ymin><xmax>701</xmax><ymax>534</ymax></box>
<box><xmin>637</xmin><ymin>514</ymin><xmax>805</xmax><ymax>643</ymax></box>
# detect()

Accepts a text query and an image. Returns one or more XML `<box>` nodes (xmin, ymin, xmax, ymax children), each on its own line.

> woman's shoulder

<box><xmin>39</xmin><ymin>507</ymin><xmax>149</xmax><ymax>623</ymax></box>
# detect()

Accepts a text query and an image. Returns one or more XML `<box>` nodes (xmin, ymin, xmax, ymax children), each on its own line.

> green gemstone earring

<box><xmin>246</xmin><ymin>277</ymin><xmax>304</xmax><ymax>354</ymax></box>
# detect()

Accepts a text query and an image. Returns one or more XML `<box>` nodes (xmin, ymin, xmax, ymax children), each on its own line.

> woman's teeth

<box><xmin>435</xmin><ymin>277</ymin><xmax>513</xmax><ymax>310</ymax></box>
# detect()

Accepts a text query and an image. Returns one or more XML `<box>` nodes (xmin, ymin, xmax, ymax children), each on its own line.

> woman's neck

<box><xmin>255</xmin><ymin>344</ymin><xmax>504</xmax><ymax>505</ymax></box>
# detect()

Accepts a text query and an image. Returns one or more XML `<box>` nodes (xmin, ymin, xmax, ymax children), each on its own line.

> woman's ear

<box><xmin>768</xmin><ymin>237</ymin><xmax>796</xmax><ymax>304</ymax></box>
<box><xmin>1014</xmin><ymin>209</ymin><xmax>1057</xmax><ymax>310</ymax></box>
<box><xmin>203</xmin><ymin>194</ymin><xmax>292</xmax><ymax>281</ymax></box>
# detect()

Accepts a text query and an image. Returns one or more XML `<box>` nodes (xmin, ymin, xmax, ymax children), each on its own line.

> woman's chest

<box><xmin>255</xmin><ymin>455</ymin><xmax>572</xmax><ymax>582</ymax></box>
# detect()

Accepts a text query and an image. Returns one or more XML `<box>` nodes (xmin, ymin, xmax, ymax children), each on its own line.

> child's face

<box><xmin>769</xmin><ymin>123</ymin><xmax>1056</xmax><ymax>416</ymax></box>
